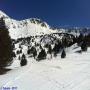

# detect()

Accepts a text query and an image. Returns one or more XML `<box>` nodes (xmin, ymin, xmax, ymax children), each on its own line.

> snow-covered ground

<box><xmin>0</xmin><ymin>48</ymin><xmax>90</xmax><ymax>90</ymax></box>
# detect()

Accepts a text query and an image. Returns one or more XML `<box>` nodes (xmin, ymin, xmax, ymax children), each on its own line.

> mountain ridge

<box><xmin>0</xmin><ymin>10</ymin><xmax>57</xmax><ymax>39</ymax></box>
<box><xmin>0</xmin><ymin>10</ymin><xmax>90</xmax><ymax>39</ymax></box>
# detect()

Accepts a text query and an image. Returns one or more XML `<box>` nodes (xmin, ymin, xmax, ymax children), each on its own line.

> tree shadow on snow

<box><xmin>0</xmin><ymin>68</ymin><xmax>11</xmax><ymax>75</ymax></box>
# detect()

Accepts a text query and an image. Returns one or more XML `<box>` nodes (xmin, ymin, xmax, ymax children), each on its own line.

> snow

<box><xmin>0</xmin><ymin>10</ymin><xmax>57</xmax><ymax>39</ymax></box>
<box><xmin>0</xmin><ymin>10</ymin><xmax>9</xmax><ymax>18</ymax></box>
<box><xmin>0</xmin><ymin>48</ymin><xmax>90</xmax><ymax>90</ymax></box>
<box><xmin>0</xmin><ymin>10</ymin><xmax>90</xmax><ymax>90</ymax></box>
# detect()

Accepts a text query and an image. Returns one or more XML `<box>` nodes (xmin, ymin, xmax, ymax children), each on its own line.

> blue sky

<box><xmin>0</xmin><ymin>0</ymin><xmax>90</xmax><ymax>27</ymax></box>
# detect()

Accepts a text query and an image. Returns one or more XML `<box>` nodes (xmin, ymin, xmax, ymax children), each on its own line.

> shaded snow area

<box><xmin>0</xmin><ymin>48</ymin><xmax>90</xmax><ymax>90</ymax></box>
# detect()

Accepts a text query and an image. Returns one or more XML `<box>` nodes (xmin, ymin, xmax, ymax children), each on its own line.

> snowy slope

<box><xmin>0</xmin><ymin>10</ymin><xmax>57</xmax><ymax>39</ymax></box>
<box><xmin>0</xmin><ymin>10</ymin><xmax>90</xmax><ymax>90</ymax></box>
<box><xmin>0</xmin><ymin>47</ymin><xmax>90</xmax><ymax>90</ymax></box>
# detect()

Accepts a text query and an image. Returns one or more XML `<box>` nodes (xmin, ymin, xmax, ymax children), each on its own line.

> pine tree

<box><xmin>20</xmin><ymin>54</ymin><xmax>27</xmax><ymax>66</ymax></box>
<box><xmin>53</xmin><ymin>43</ymin><xmax>61</xmax><ymax>57</ymax></box>
<box><xmin>48</xmin><ymin>45</ymin><xmax>52</xmax><ymax>58</ymax></box>
<box><xmin>18</xmin><ymin>55</ymin><xmax>21</xmax><ymax>60</ymax></box>
<box><xmin>16</xmin><ymin>50</ymin><xmax>20</xmax><ymax>55</ymax></box>
<box><xmin>27</xmin><ymin>49</ymin><xmax>30</xmax><ymax>54</ymax></box>
<box><xmin>81</xmin><ymin>41</ymin><xmax>87</xmax><ymax>51</ymax></box>
<box><xmin>48</xmin><ymin>45</ymin><xmax>52</xmax><ymax>54</ymax></box>
<box><xmin>62</xmin><ymin>37</ymin><xmax>68</xmax><ymax>47</ymax></box>
<box><xmin>20</xmin><ymin>49</ymin><xmax>22</xmax><ymax>54</ymax></box>
<box><xmin>12</xmin><ymin>52</ymin><xmax>16</xmax><ymax>58</ymax></box>
<box><xmin>37</xmin><ymin>49</ymin><xmax>47</xmax><ymax>61</ymax></box>
<box><xmin>77</xmin><ymin>33</ymin><xmax>84</xmax><ymax>44</ymax></box>
<box><xmin>33</xmin><ymin>48</ymin><xmax>37</xmax><ymax>59</ymax></box>
<box><xmin>53</xmin><ymin>43</ymin><xmax>58</xmax><ymax>57</ymax></box>
<box><xmin>61</xmin><ymin>49</ymin><xmax>66</xmax><ymax>58</ymax></box>
<box><xmin>0</xmin><ymin>18</ymin><xmax>13</xmax><ymax>68</ymax></box>
<box><xmin>12</xmin><ymin>42</ymin><xmax>15</xmax><ymax>50</ymax></box>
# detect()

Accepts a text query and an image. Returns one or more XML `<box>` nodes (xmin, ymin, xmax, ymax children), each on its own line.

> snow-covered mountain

<box><xmin>0</xmin><ymin>10</ymin><xmax>90</xmax><ymax>90</ymax></box>
<box><xmin>0</xmin><ymin>10</ymin><xmax>90</xmax><ymax>39</ymax></box>
<box><xmin>0</xmin><ymin>10</ymin><xmax>57</xmax><ymax>39</ymax></box>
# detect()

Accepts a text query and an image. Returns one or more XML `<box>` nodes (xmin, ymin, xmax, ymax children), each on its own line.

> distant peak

<box><xmin>29</xmin><ymin>18</ymin><xmax>49</xmax><ymax>28</ymax></box>
<box><xmin>30</xmin><ymin>18</ymin><xmax>43</xmax><ymax>23</ymax></box>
